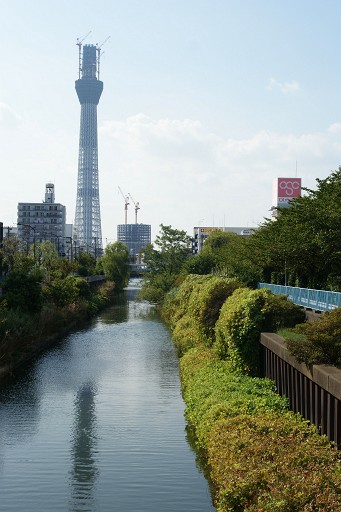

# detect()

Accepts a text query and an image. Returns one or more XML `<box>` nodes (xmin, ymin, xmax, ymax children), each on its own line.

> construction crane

<box><xmin>129</xmin><ymin>193</ymin><xmax>140</xmax><ymax>224</ymax></box>
<box><xmin>76</xmin><ymin>31</ymin><xmax>92</xmax><ymax>79</ymax></box>
<box><xmin>96</xmin><ymin>36</ymin><xmax>110</xmax><ymax>80</ymax></box>
<box><xmin>118</xmin><ymin>186</ymin><xmax>130</xmax><ymax>225</ymax></box>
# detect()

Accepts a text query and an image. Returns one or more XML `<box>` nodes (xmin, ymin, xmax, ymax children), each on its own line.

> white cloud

<box><xmin>0</xmin><ymin>102</ymin><xmax>22</xmax><ymax>127</ymax></box>
<box><xmin>97</xmin><ymin>115</ymin><xmax>341</xmax><ymax>238</ymax></box>
<box><xmin>267</xmin><ymin>78</ymin><xmax>301</xmax><ymax>94</ymax></box>
<box><xmin>327</xmin><ymin>123</ymin><xmax>341</xmax><ymax>134</ymax></box>
<box><xmin>1</xmin><ymin>110</ymin><xmax>339</xmax><ymax>240</ymax></box>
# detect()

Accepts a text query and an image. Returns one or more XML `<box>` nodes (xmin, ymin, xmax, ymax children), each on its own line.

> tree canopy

<box><xmin>249</xmin><ymin>167</ymin><xmax>341</xmax><ymax>289</ymax></box>
<box><xmin>101</xmin><ymin>242</ymin><xmax>130</xmax><ymax>291</ymax></box>
<box><xmin>140</xmin><ymin>224</ymin><xmax>193</xmax><ymax>302</ymax></box>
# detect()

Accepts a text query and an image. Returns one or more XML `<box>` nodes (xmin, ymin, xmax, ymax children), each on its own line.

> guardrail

<box><xmin>258</xmin><ymin>283</ymin><xmax>341</xmax><ymax>312</ymax></box>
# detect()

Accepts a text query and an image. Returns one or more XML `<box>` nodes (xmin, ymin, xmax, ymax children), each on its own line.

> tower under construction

<box><xmin>74</xmin><ymin>41</ymin><xmax>103</xmax><ymax>253</ymax></box>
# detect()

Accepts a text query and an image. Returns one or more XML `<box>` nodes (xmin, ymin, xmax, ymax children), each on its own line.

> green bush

<box><xmin>215</xmin><ymin>288</ymin><xmax>267</xmax><ymax>374</ymax></box>
<box><xmin>162</xmin><ymin>275</ymin><xmax>242</xmax><ymax>350</ymax></box>
<box><xmin>187</xmin><ymin>276</ymin><xmax>243</xmax><ymax>347</ymax></box>
<box><xmin>181</xmin><ymin>253</ymin><xmax>216</xmax><ymax>275</ymax></box>
<box><xmin>172</xmin><ymin>314</ymin><xmax>203</xmax><ymax>356</ymax></box>
<box><xmin>42</xmin><ymin>276</ymin><xmax>91</xmax><ymax>308</ymax></box>
<box><xmin>2</xmin><ymin>269</ymin><xmax>43</xmax><ymax>314</ymax></box>
<box><xmin>261</xmin><ymin>292</ymin><xmax>306</xmax><ymax>331</ymax></box>
<box><xmin>162</xmin><ymin>274</ymin><xmax>209</xmax><ymax>328</ymax></box>
<box><xmin>180</xmin><ymin>347</ymin><xmax>288</xmax><ymax>450</ymax></box>
<box><xmin>0</xmin><ymin>306</ymin><xmax>36</xmax><ymax>347</ymax></box>
<box><xmin>139</xmin><ymin>272</ymin><xmax>177</xmax><ymax>304</ymax></box>
<box><xmin>286</xmin><ymin>307</ymin><xmax>341</xmax><ymax>367</ymax></box>
<box><xmin>179</xmin><ymin>346</ymin><xmax>341</xmax><ymax>512</ymax></box>
<box><xmin>207</xmin><ymin>413</ymin><xmax>341</xmax><ymax>512</ymax></box>
<box><xmin>168</xmin><ymin>281</ymin><xmax>339</xmax><ymax>511</ymax></box>
<box><xmin>215</xmin><ymin>288</ymin><xmax>305</xmax><ymax>375</ymax></box>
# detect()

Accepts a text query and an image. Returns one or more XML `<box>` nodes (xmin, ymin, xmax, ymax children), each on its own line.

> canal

<box><xmin>0</xmin><ymin>282</ymin><xmax>215</xmax><ymax>512</ymax></box>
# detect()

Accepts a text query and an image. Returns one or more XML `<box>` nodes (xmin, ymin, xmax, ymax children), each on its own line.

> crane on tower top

<box><xmin>118</xmin><ymin>186</ymin><xmax>130</xmax><ymax>225</ymax></box>
<box><xmin>129</xmin><ymin>194</ymin><xmax>140</xmax><ymax>224</ymax></box>
<box><xmin>76</xmin><ymin>31</ymin><xmax>92</xmax><ymax>79</ymax></box>
<box><xmin>96</xmin><ymin>36</ymin><xmax>110</xmax><ymax>80</ymax></box>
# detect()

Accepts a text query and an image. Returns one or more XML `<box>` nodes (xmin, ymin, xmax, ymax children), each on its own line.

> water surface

<box><xmin>0</xmin><ymin>283</ymin><xmax>215</xmax><ymax>511</ymax></box>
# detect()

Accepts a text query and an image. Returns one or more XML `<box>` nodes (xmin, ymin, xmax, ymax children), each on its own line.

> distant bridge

<box><xmin>129</xmin><ymin>263</ymin><xmax>148</xmax><ymax>277</ymax></box>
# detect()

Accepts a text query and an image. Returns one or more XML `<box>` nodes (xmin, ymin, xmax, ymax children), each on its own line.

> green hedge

<box><xmin>180</xmin><ymin>347</ymin><xmax>288</xmax><ymax>450</ymax></box>
<box><xmin>161</xmin><ymin>278</ymin><xmax>340</xmax><ymax>511</ymax></box>
<box><xmin>162</xmin><ymin>275</ymin><xmax>242</xmax><ymax>354</ymax></box>
<box><xmin>180</xmin><ymin>346</ymin><xmax>341</xmax><ymax>511</ymax></box>
<box><xmin>215</xmin><ymin>288</ymin><xmax>305</xmax><ymax>375</ymax></box>
<box><xmin>208</xmin><ymin>412</ymin><xmax>341</xmax><ymax>512</ymax></box>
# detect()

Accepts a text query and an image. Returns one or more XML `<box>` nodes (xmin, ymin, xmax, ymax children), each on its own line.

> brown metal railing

<box><xmin>261</xmin><ymin>333</ymin><xmax>341</xmax><ymax>447</ymax></box>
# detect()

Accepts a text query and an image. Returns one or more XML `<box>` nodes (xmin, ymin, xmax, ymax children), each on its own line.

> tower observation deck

<box><xmin>74</xmin><ymin>43</ymin><xmax>103</xmax><ymax>253</ymax></box>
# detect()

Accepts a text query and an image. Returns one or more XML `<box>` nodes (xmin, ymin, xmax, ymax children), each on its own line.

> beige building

<box><xmin>17</xmin><ymin>183</ymin><xmax>66</xmax><ymax>255</ymax></box>
<box><xmin>193</xmin><ymin>226</ymin><xmax>255</xmax><ymax>254</ymax></box>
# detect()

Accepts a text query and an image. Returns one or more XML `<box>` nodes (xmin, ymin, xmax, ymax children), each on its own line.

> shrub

<box><xmin>286</xmin><ymin>307</ymin><xmax>341</xmax><ymax>367</ymax></box>
<box><xmin>171</xmin><ymin>285</ymin><xmax>339</xmax><ymax>511</ymax></box>
<box><xmin>181</xmin><ymin>253</ymin><xmax>216</xmax><ymax>275</ymax></box>
<box><xmin>172</xmin><ymin>314</ymin><xmax>203</xmax><ymax>356</ymax></box>
<box><xmin>186</xmin><ymin>276</ymin><xmax>243</xmax><ymax>347</ymax></box>
<box><xmin>215</xmin><ymin>288</ymin><xmax>267</xmax><ymax>374</ymax></box>
<box><xmin>0</xmin><ymin>307</ymin><xmax>36</xmax><ymax>346</ymax></box>
<box><xmin>2</xmin><ymin>269</ymin><xmax>43</xmax><ymax>314</ymax></box>
<box><xmin>180</xmin><ymin>347</ymin><xmax>288</xmax><ymax>449</ymax></box>
<box><xmin>42</xmin><ymin>276</ymin><xmax>91</xmax><ymax>308</ymax></box>
<box><xmin>215</xmin><ymin>288</ymin><xmax>305</xmax><ymax>375</ymax></box>
<box><xmin>261</xmin><ymin>292</ymin><xmax>305</xmax><ymax>331</ymax></box>
<box><xmin>207</xmin><ymin>413</ymin><xmax>341</xmax><ymax>512</ymax></box>
<box><xmin>162</xmin><ymin>274</ymin><xmax>209</xmax><ymax>328</ymax></box>
<box><xmin>162</xmin><ymin>275</ymin><xmax>242</xmax><ymax>350</ymax></box>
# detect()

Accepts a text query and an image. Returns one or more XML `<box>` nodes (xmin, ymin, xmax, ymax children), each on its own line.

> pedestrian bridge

<box><xmin>258</xmin><ymin>283</ymin><xmax>341</xmax><ymax>312</ymax></box>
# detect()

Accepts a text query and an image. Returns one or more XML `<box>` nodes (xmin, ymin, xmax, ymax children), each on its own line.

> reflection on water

<box><xmin>70</xmin><ymin>383</ymin><xmax>98</xmax><ymax>511</ymax></box>
<box><xmin>0</xmin><ymin>283</ymin><xmax>215</xmax><ymax>512</ymax></box>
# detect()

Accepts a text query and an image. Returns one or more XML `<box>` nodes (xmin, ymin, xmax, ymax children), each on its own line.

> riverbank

<box><xmin>0</xmin><ymin>280</ymin><xmax>116</xmax><ymax>382</ymax></box>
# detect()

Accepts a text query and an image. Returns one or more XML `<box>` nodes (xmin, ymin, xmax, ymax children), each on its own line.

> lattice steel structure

<box><xmin>74</xmin><ymin>43</ymin><xmax>103</xmax><ymax>252</ymax></box>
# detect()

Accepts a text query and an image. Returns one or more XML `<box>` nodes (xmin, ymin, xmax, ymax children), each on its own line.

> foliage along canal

<box><xmin>0</xmin><ymin>280</ymin><xmax>215</xmax><ymax>512</ymax></box>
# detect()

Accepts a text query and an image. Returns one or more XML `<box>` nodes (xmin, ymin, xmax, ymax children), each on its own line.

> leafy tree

<box><xmin>2</xmin><ymin>269</ymin><xmax>43</xmax><ymax>314</ymax></box>
<box><xmin>144</xmin><ymin>224</ymin><xmax>192</xmax><ymax>275</ymax></box>
<box><xmin>101</xmin><ymin>242</ymin><xmax>130</xmax><ymax>290</ymax></box>
<box><xmin>201</xmin><ymin>230</ymin><xmax>260</xmax><ymax>286</ymax></box>
<box><xmin>140</xmin><ymin>224</ymin><xmax>192</xmax><ymax>302</ymax></box>
<box><xmin>42</xmin><ymin>275</ymin><xmax>91</xmax><ymax>308</ymax></box>
<box><xmin>181</xmin><ymin>252</ymin><xmax>216</xmax><ymax>275</ymax></box>
<box><xmin>35</xmin><ymin>241</ymin><xmax>60</xmax><ymax>282</ymax></box>
<box><xmin>76</xmin><ymin>252</ymin><xmax>96</xmax><ymax>277</ymax></box>
<box><xmin>0</xmin><ymin>236</ymin><xmax>34</xmax><ymax>274</ymax></box>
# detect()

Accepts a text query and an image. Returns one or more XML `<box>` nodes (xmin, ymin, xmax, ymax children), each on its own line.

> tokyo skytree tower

<box><xmin>74</xmin><ymin>40</ymin><xmax>103</xmax><ymax>253</ymax></box>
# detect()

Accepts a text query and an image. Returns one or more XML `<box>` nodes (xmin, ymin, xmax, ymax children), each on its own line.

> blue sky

<box><xmin>1</xmin><ymin>0</ymin><xmax>341</xmax><ymax>242</ymax></box>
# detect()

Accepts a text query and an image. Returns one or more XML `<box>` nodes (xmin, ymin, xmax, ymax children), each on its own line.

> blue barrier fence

<box><xmin>258</xmin><ymin>283</ymin><xmax>341</xmax><ymax>312</ymax></box>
